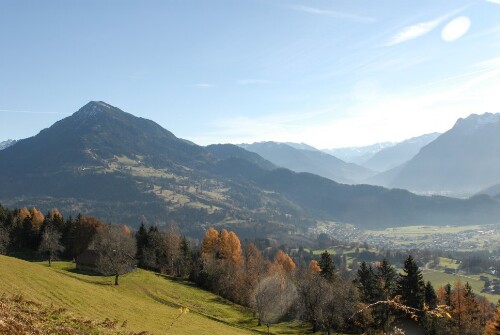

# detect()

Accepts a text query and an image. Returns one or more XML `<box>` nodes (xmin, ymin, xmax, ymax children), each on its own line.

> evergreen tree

<box><xmin>444</xmin><ymin>283</ymin><xmax>452</xmax><ymax>306</ymax></box>
<box><xmin>357</xmin><ymin>261</ymin><xmax>378</xmax><ymax>303</ymax></box>
<box><xmin>398</xmin><ymin>255</ymin><xmax>425</xmax><ymax>310</ymax></box>
<box><xmin>318</xmin><ymin>250</ymin><xmax>335</xmax><ymax>282</ymax></box>
<box><xmin>376</xmin><ymin>259</ymin><xmax>397</xmax><ymax>300</ymax></box>
<box><xmin>135</xmin><ymin>222</ymin><xmax>148</xmax><ymax>259</ymax></box>
<box><xmin>425</xmin><ymin>281</ymin><xmax>438</xmax><ymax>309</ymax></box>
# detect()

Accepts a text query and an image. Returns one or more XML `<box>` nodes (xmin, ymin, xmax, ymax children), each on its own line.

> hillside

<box><xmin>479</xmin><ymin>183</ymin><xmax>500</xmax><ymax>198</ymax></box>
<box><xmin>0</xmin><ymin>295</ymin><xmax>145</xmax><ymax>335</ymax></box>
<box><xmin>239</xmin><ymin>141</ymin><xmax>373</xmax><ymax>184</ymax></box>
<box><xmin>0</xmin><ymin>255</ymin><xmax>304</xmax><ymax>334</ymax></box>
<box><xmin>1</xmin><ymin>102</ymin><xmax>499</xmax><ymax>232</ymax></box>
<box><xmin>362</xmin><ymin>133</ymin><xmax>440</xmax><ymax>172</ymax></box>
<box><xmin>388</xmin><ymin>113</ymin><xmax>500</xmax><ymax>195</ymax></box>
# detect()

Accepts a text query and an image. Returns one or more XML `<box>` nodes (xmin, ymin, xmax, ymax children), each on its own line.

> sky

<box><xmin>1</xmin><ymin>1</ymin><xmax>499</xmax><ymax>149</ymax></box>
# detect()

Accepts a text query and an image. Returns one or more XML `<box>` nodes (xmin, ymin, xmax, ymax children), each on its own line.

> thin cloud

<box><xmin>188</xmin><ymin>64</ymin><xmax>500</xmax><ymax>148</ymax></box>
<box><xmin>237</xmin><ymin>79</ymin><xmax>277</xmax><ymax>85</ymax></box>
<box><xmin>290</xmin><ymin>5</ymin><xmax>376</xmax><ymax>23</ymax></box>
<box><xmin>485</xmin><ymin>0</ymin><xmax>500</xmax><ymax>4</ymax></box>
<box><xmin>195</xmin><ymin>83</ymin><xmax>215</xmax><ymax>88</ymax></box>
<box><xmin>386</xmin><ymin>17</ymin><xmax>445</xmax><ymax>46</ymax></box>
<box><xmin>385</xmin><ymin>8</ymin><xmax>467</xmax><ymax>46</ymax></box>
<box><xmin>0</xmin><ymin>109</ymin><xmax>69</xmax><ymax>115</ymax></box>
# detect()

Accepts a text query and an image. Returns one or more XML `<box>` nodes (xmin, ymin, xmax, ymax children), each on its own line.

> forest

<box><xmin>0</xmin><ymin>203</ymin><xmax>499</xmax><ymax>335</ymax></box>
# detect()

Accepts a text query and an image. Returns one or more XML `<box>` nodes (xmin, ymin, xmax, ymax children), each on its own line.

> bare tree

<box><xmin>38</xmin><ymin>225</ymin><xmax>64</xmax><ymax>266</ymax></box>
<box><xmin>252</xmin><ymin>273</ymin><xmax>296</xmax><ymax>333</ymax></box>
<box><xmin>163</xmin><ymin>221</ymin><xmax>180</xmax><ymax>275</ymax></box>
<box><xmin>252</xmin><ymin>274</ymin><xmax>282</xmax><ymax>329</ymax></box>
<box><xmin>92</xmin><ymin>225</ymin><xmax>137</xmax><ymax>285</ymax></box>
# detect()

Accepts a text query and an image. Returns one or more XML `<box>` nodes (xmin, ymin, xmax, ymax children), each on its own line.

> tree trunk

<box><xmin>48</xmin><ymin>257</ymin><xmax>51</xmax><ymax>267</ymax></box>
<box><xmin>115</xmin><ymin>273</ymin><xmax>119</xmax><ymax>285</ymax></box>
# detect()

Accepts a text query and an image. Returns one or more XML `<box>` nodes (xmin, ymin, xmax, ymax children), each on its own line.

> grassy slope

<box><xmin>0</xmin><ymin>256</ymin><xmax>307</xmax><ymax>335</ymax></box>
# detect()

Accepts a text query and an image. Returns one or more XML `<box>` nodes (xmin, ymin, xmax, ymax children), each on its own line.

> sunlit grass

<box><xmin>0</xmin><ymin>256</ymin><xmax>269</xmax><ymax>334</ymax></box>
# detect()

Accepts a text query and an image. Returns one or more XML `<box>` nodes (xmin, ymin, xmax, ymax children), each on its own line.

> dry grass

<box><xmin>0</xmin><ymin>294</ymin><xmax>149</xmax><ymax>335</ymax></box>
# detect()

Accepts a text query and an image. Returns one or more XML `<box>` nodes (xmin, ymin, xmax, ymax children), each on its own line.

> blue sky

<box><xmin>1</xmin><ymin>0</ymin><xmax>499</xmax><ymax>148</ymax></box>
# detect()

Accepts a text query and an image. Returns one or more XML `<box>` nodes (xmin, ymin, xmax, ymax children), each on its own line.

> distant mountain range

<box><xmin>323</xmin><ymin>142</ymin><xmax>395</xmax><ymax>165</ymax></box>
<box><xmin>362</xmin><ymin>133</ymin><xmax>441</xmax><ymax>172</ymax></box>
<box><xmin>0</xmin><ymin>139</ymin><xmax>16</xmax><ymax>150</ymax></box>
<box><xmin>239</xmin><ymin>142</ymin><xmax>373</xmax><ymax>184</ymax></box>
<box><xmin>371</xmin><ymin>113</ymin><xmax>500</xmax><ymax>196</ymax></box>
<box><xmin>479</xmin><ymin>183</ymin><xmax>500</xmax><ymax>198</ymax></box>
<box><xmin>1</xmin><ymin>102</ymin><xmax>499</xmax><ymax>235</ymax></box>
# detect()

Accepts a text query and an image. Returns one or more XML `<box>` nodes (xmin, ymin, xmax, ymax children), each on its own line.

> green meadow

<box><xmin>0</xmin><ymin>255</ymin><xmax>308</xmax><ymax>335</ymax></box>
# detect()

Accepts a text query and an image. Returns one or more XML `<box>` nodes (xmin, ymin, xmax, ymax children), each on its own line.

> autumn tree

<box><xmin>92</xmin><ymin>224</ymin><xmax>137</xmax><ymax>285</ymax></box>
<box><xmin>30</xmin><ymin>207</ymin><xmax>44</xmax><ymax>227</ymax></box>
<box><xmin>201</xmin><ymin>227</ymin><xmax>219</xmax><ymax>255</ymax></box>
<box><xmin>273</xmin><ymin>250</ymin><xmax>297</xmax><ymax>318</ymax></box>
<box><xmin>219</xmin><ymin>229</ymin><xmax>243</xmax><ymax>265</ymax></box>
<box><xmin>70</xmin><ymin>215</ymin><xmax>103</xmax><ymax>257</ymax></box>
<box><xmin>199</xmin><ymin>227</ymin><xmax>245</xmax><ymax>303</ymax></box>
<box><xmin>244</xmin><ymin>243</ymin><xmax>268</xmax><ymax>306</ymax></box>
<box><xmin>308</xmin><ymin>259</ymin><xmax>321</xmax><ymax>273</ymax></box>
<box><xmin>38</xmin><ymin>224</ymin><xmax>64</xmax><ymax>266</ymax></box>
<box><xmin>486</xmin><ymin>304</ymin><xmax>500</xmax><ymax>335</ymax></box>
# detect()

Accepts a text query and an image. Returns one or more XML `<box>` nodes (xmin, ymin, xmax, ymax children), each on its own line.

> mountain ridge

<box><xmin>1</xmin><ymin>102</ymin><xmax>499</xmax><ymax>234</ymax></box>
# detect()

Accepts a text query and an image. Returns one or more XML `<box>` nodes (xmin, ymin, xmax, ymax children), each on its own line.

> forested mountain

<box><xmin>362</xmin><ymin>133</ymin><xmax>440</xmax><ymax>172</ymax></box>
<box><xmin>1</xmin><ymin>102</ymin><xmax>499</xmax><ymax>233</ymax></box>
<box><xmin>386</xmin><ymin>113</ymin><xmax>500</xmax><ymax>195</ymax></box>
<box><xmin>239</xmin><ymin>141</ymin><xmax>373</xmax><ymax>184</ymax></box>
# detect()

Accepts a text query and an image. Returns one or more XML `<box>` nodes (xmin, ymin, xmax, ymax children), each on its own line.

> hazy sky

<box><xmin>1</xmin><ymin>1</ymin><xmax>499</xmax><ymax>148</ymax></box>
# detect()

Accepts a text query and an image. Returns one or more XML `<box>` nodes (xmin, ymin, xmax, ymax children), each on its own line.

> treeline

<box><xmin>0</xmin><ymin>204</ymin><xmax>103</xmax><ymax>260</ymax></box>
<box><xmin>1</xmin><ymin>203</ymin><xmax>499</xmax><ymax>334</ymax></box>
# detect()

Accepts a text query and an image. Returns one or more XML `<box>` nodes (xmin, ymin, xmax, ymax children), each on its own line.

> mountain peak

<box><xmin>455</xmin><ymin>112</ymin><xmax>500</xmax><ymax>131</ymax></box>
<box><xmin>74</xmin><ymin>101</ymin><xmax>114</xmax><ymax>118</ymax></box>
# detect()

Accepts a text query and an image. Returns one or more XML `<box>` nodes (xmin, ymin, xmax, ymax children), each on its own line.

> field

<box><xmin>0</xmin><ymin>255</ymin><xmax>308</xmax><ymax>335</ymax></box>
<box><xmin>363</xmin><ymin>224</ymin><xmax>500</xmax><ymax>251</ymax></box>
<box><xmin>422</xmin><ymin>268</ymin><xmax>499</xmax><ymax>304</ymax></box>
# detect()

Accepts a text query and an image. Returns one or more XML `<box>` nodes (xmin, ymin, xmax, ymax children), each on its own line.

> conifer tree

<box><xmin>397</xmin><ymin>255</ymin><xmax>425</xmax><ymax>310</ymax></box>
<box><xmin>318</xmin><ymin>250</ymin><xmax>335</xmax><ymax>282</ymax></box>
<box><xmin>425</xmin><ymin>281</ymin><xmax>438</xmax><ymax>309</ymax></box>
<box><xmin>376</xmin><ymin>259</ymin><xmax>397</xmax><ymax>299</ymax></box>
<box><xmin>357</xmin><ymin>261</ymin><xmax>378</xmax><ymax>303</ymax></box>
